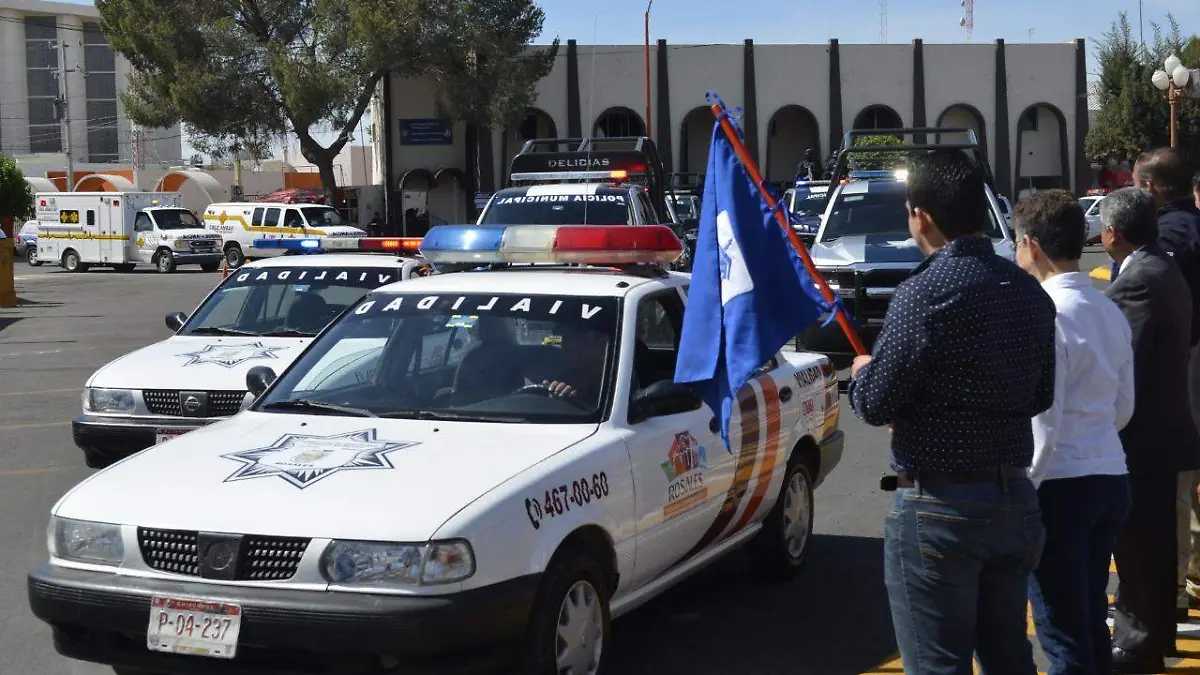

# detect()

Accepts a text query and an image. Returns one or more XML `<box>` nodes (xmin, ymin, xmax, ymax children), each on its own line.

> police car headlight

<box><xmin>83</xmin><ymin>388</ymin><xmax>135</xmax><ymax>414</ymax></box>
<box><xmin>320</xmin><ymin>539</ymin><xmax>475</xmax><ymax>586</ymax></box>
<box><xmin>50</xmin><ymin>516</ymin><xmax>124</xmax><ymax>565</ymax></box>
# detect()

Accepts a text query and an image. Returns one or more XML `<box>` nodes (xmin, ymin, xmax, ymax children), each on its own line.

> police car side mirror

<box><xmin>246</xmin><ymin>366</ymin><xmax>277</xmax><ymax>398</ymax></box>
<box><xmin>629</xmin><ymin>380</ymin><xmax>701</xmax><ymax>424</ymax></box>
<box><xmin>165</xmin><ymin>312</ymin><xmax>187</xmax><ymax>332</ymax></box>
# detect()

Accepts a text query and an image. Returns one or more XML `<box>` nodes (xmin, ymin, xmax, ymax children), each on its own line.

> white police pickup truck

<box><xmin>72</xmin><ymin>236</ymin><xmax>429</xmax><ymax>468</ymax></box>
<box><xmin>30</xmin><ymin>224</ymin><xmax>844</xmax><ymax>675</ymax></box>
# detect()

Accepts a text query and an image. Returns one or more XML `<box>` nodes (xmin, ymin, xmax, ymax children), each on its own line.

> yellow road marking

<box><xmin>0</xmin><ymin>421</ymin><xmax>68</xmax><ymax>430</ymax></box>
<box><xmin>1090</xmin><ymin>265</ymin><xmax>1112</xmax><ymax>281</ymax></box>
<box><xmin>0</xmin><ymin>467</ymin><xmax>66</xmax><ymax>477</ymax></box>
<box><xmin>0</xmin><ymin>387</ymin><xmax>79</xmax><ymax>398</ymax></box>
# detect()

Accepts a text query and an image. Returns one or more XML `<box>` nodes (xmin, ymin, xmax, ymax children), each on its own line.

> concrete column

<box><xmin>0</xmin><ymin>10</ymin><xmax>30</xmax><ymax>155</ymax></box>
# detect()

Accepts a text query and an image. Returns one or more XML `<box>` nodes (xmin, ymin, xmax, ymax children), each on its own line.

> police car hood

<box><xmin>87</xmin><ymin>336</ymin><xmax>308</xmax><ymax>391</ymax></box>
<box><xmin>56</xmin><ymin>412</ymin><xmax>599</xmax><ymax>540</ymax></box>
<box><xmin>810</xmin><ymin>233</ymin><xmax>1011</xmax><ymax>267</ymax></box>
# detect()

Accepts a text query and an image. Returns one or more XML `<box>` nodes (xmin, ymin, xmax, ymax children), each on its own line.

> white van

<box><xmin>203</xmin><ymin>202</ymin><xmax>365</xmax><ymax>268</ymax></box>
<box><xmin>35</xmin><ymin>192</ymin><xmax>222</xmax><ymax>273</ymax></box>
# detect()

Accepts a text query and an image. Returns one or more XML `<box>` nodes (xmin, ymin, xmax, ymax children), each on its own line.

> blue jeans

<box><xmin>884</xmin><ymin>474</ymin><xmax>1045</xmax><ymax>675</ymax></box>
<box><xmin>1028</xmin><ymin>474</ymin><xmax>1130</xmax><ymax>675</ymax></box>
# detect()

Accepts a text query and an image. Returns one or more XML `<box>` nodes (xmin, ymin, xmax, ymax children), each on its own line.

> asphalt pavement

<box><xmin>0</xmin><ymin>248</ymin><xmax>1114</xmax><ymax>675</ymax></box>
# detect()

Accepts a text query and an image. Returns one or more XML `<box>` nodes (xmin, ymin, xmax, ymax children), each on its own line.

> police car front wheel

<box><xmin>518</xmin><ymin>548</ymin><xmax>611</xmax><ymax>675</ymax></box>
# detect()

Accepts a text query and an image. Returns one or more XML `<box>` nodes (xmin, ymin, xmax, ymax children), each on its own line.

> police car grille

<box><xmin>142</xmin><ymin>390</ymin><xmax>247</xmax><ymax>417</ymax></box>
<box><xmin>137</xmin><ymin>528</ymin><xmax>200</xmax><ymax>576</ymax></box>
<box><xmin>138</xmin><ymin>528</ymin><xmax>310</xmax><ymax>580</ymax></box>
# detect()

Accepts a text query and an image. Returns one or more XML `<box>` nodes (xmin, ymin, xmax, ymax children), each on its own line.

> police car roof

<box><xmin>241</xmin><ymin>253</ymin><xmax>417</xmax><ymax>269</ymax></box>
<box><xmin>371</xmin><ymin>267</ymin><xmax>681</xmax><ymax>297</ymax></box>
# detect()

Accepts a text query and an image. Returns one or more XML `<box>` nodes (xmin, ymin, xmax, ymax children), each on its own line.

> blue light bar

<box><xmin>251</xmin><ymin>237</ymin><xmax>323</xmax><ymax>251</ymax></box>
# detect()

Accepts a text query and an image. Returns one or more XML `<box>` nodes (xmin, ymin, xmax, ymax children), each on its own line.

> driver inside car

<box><xmin>539</xmin><ymin>324</ymin><xmax>610</xmax><ymax>402</ymax></box>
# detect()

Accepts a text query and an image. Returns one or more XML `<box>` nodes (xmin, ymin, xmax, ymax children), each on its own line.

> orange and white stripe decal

<box><xmin>727</xmin><ymin>376</ymin><xmax>782</xmax><ymax>537</ymax></box>
<box><xmin>671</xmin><ymin>380</ymin><xmax>762</xmax><ymax>565</ymax></box>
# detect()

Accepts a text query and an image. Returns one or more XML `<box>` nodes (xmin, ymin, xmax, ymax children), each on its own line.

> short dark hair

<box><xmin>1099</xmin><ymin>187</ymin><xmax>1159</xmax><ymax>246</ymax></box>
<box><xmin>1011</xmin><ymin>189</ymin><xmax>1087</xmax><ymax>261</ymax></box>
<box><xmin>1134</xmin><ymin>147</ymin><xmax>1192</xmax><ymax>200</ymax></box>
<box><xmin>905</xmin><ymin>150</ymin><xmax>989</xmax><ymax>238</ymax></box>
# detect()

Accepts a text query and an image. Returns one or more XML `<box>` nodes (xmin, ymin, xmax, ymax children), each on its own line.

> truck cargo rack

<box><xmin>826</xmin><ymin>127</ymin><xmax>995</xmax><ymax>192</ymax></box>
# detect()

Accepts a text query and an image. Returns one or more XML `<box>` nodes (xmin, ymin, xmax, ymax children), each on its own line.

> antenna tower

<box><xmin>959</xmin><ymin>0</ymin><xmax>974</xmax><ymax>39</ymax></box>
<box><xmin>879</xmin><ymin>0</ymin><xmax>887</xmax><ymax>43</ymax></box>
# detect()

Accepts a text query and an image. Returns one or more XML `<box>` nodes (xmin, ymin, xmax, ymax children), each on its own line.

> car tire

<box><xmin>200</xmin><ymin>262</ymin><xmax>219</xmax><ymax>273</ymax></box>
<box><xmin>746</xmin><ymin>459</ymin><xmax>815</xmax><ymax>582</ymax></box>
<box><xmin>62</xmin><ymin>250</ymin><xmax>86</xmax><ymax>273</ymax></box>
<box><xmin>516</xmin><ymin>547</ymin><xmax>611</xmax><ymax>675</ymax></box>
<box><xmin>26</xmin><ymin>245</ymin><xmax>42</xmax><ymax>266</ymax></box>
<box><xmin>154</xmin><ymin>249</ymin><xmax>175</xmax><ymax>274</ymax></box>
<box><xmin>224</xmin><ymin>244</ymin><xmax>245</xmax><ymax>269</ymax></box>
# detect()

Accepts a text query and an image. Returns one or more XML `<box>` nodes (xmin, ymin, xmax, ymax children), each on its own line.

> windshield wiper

<box><xmin>188</xmin><ymin>326</ymin><xmax>259</xmax><ymax>336</ymax></box>
<box><xmin>381</xmin><ymin>410</ymin><xmax>521</xmax><ymax>423</ymax></box>
<box><xmin>260</xmin><ymin>329</ymin><xmax>318</xmax><ymax>337</ymax></box>
<box><xmin>260</xmin><ymin>399</ymin><xmax>378</xmax><ymax>418</ymax></box>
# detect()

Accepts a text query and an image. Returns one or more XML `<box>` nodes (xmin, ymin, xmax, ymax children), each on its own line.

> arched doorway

<box><xmin>852</xmin><ymin>105</ymin><xmax>903</xmax><ymax>132</ymax></box>
<box><xmin>1013</xmin><ymin>103</ymin><xmax>1069</xmax><ymax>198</ymax></box>
<box><xmin>73</xmin><ymin>173</ymin><xmax>137</xmax><ymax>192</ymax></box>
<box><xmin>397</xmin><ymin>168</ymin><xmax>435</xmax><ymax>236</ymax></box>
<box><xmin>592</xmin><ymin>107</ymin><xmax>646</xmax><ymax>138</ymax></box>
<box><xmin>935</xmin><ymin>104</ymin><xmax>987</xmax><ymax>147</ymax></box>
<box><xmin>24</xmin><ymin>177</ymin><xmax>58</xmax><ymax>193</ymax></box>
<box><xmin>678</xmin><ymin>106</ymin><xmax>713</xmax><ymax>175</ymax></box>
<box><xmin>501</xmin><ymin>107</ymin><xmax>559</xmax><ymax>186</ymax></box>
<box><xmin>766</xmin><ymin>105</ymin><xmax>821</xmax><ymax>184</ymax></box>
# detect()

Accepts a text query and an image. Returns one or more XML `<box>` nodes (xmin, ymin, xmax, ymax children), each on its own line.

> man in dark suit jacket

<box><xmin>1102</xmin><ymin>186</ymin><xmax>1200</xmax><ymax>672</ymax></box>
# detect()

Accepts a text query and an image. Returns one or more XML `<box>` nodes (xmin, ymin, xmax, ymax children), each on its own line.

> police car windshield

<box><xmin>822</xmin><ymin>183</ymin><xmax>1005</xmax><ymax>240</ymax></box>
<box><xmin>154</xmin><ymin>209</ymin><xmax>202</xmax><ymax>230</ymax></box>
<box><xmin>300</xmin><ymin>207</ymin><xmax>345</xmax><ymax>228</ymax></box>
<box><xmin>670</xmin><ymin>196</ymin><xmax>698</xmax><ymax>219</ymax></box>
<box><xmin>257</xmin><ymin>292</ymin><xmax>619</xmax><ymax>423</ymax></box>
<box><xmin>791</xmin><ymin>190</ymin><xmax>826</xmax><ymax>218</ymax></box>
<box><xmin>182</xmin><ymin>266</ymin><xmax>403</xmax><ymax>337</ymax></box>
<box><xmin>480</xmin><ymin>193</ymin><xmax>631</xmax><ymax>225</ymax></box>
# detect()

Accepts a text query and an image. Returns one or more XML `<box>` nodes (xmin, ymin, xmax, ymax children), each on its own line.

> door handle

<box><xmin>779</xmin><ymin>387</ymin><xmax>793</xmax><ymax>402</ymax></box>
<box><xmin>709</xmin><ymin>417</ymin><xmax>719</xmax><ymax>433</ymax></box>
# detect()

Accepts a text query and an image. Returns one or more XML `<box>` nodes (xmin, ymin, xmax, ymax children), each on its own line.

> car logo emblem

<box><xmin>183</xmin><ymin>396</ymin><xmax>202</xmax><ymax>413</ymax></box>
<box><xmin>204</xmin><ymin>542</ymin><xmax>234</xmax><ymax>571</ymax></box>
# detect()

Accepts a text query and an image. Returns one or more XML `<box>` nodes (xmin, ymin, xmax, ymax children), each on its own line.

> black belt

<box><xmin>883</xmin><ymin>465</ymin><xmax>1027</xmax><ymax>490</ymax></box>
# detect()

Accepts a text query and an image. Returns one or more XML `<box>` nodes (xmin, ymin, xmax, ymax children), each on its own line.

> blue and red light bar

<box><xmin>419</xmin><ymin>224</ymin><xmax>683</xmax><ymax>266</ymax></box>
<box><xmin>251</xmin><ymin>237</ymin><xmax>423</xmax><ymax>254</ymax></box>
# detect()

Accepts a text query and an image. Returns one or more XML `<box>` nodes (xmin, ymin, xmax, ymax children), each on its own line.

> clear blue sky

<box><xmin>58</xmin><ymin>0</ymin><xmax>1200</xmax><ymax>160</ymax></box>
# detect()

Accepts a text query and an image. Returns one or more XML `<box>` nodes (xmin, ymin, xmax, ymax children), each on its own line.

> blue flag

<box><xmin>675</xmin><ymin>120</ymin><xmax>828</xmax><ymax>448</ymax></box>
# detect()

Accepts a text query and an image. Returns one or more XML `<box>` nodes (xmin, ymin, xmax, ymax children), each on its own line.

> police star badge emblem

<box><xmin>221</xmin><ymin>429</ymin><xmax>418</xmax><ymax>489</ymax></box>
<box><xmin>177</xmin><ymin>341</ymin><xmax>288</xmax><ymax>368</ymax></box>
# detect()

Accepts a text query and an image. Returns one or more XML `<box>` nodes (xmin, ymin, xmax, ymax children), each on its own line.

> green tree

<box><xmin>96</xmin><ymin>0</ymin><xmax>556</xmax><ymax>206</ymax></box>
<box><xmin>0</xmin><ymin>155</ymin><xmax>34</xmax><ymax>237</ymax></box>
<box><xmin>1087</xmin><ymin>12</ymin><xmax>1200</xmax><ymax>167</ymax></box>
<box><xmin>849</xmin><ymin>135</ymin><xmax>906</xmax><ymax>170</ymax></box>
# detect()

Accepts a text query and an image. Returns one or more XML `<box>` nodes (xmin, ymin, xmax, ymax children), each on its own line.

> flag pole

<box><xmin>708</xmin><ymin>102</ymin><xmax>868</xmax><ymax>356</ymax></box>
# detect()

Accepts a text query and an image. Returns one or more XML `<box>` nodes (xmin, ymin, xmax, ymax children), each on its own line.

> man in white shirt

<box><xmin>1013</xmin><ymin>190</ymin><xmax>1135</xmax><ymax>675</ymax></box>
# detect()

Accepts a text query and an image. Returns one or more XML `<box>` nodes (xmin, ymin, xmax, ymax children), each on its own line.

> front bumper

<box><xmin>28</xmin><ymin>564</ymin><xmax>538</xmax><ymax>675</ymax></box>
<box><xmin>73</xmin><ymin>414</ymin><xmax>217</xmax><ymax>466</ymax></box>
<box><xmin>815</xmin><ymin>429</ymin><xmax>845</xmax><ymax>488</ymax></box>
<box><xmin>169</xmin><ymin>250</ymin><xmax>222</xmax><ymax>264</ymax></box>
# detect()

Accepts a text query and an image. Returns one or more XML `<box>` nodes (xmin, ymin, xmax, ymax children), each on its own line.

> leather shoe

<box><xmin>1112</xmin><ymin>646</ymin><xmax>1165</xmax><ymax>674</ymax></box>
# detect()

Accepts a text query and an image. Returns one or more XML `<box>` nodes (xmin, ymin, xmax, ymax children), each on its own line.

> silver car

<box><xmin>1078</xmin><ymin>195</ymin><xmax>1104</xmax><ymax>244</ymax></box>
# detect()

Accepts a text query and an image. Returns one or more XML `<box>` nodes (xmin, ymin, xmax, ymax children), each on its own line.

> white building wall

<box><xmin>923</xmin><ymin>44</ymin><xmax>996</xmax><ymax>172</ymax></box>
<box><xmin>839</xmin><ymin>44</ymin><xmax>913</xmax><ymax>135</ymax></box>
<box><xmin>1004</xmin><ymin>42</ymin><xmax>1077</xmax><ymax>185</ymax></box>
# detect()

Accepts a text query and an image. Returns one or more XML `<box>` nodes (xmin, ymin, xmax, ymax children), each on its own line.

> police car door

<box><xmin>281</xmin><ymin>208</ymin><xmax>305</xmax><ymax>240</ymax></box>
<box><xmin>624</xmin><ymin>289</ymin><xmax>731</xmax><ymax>588</ymax></box>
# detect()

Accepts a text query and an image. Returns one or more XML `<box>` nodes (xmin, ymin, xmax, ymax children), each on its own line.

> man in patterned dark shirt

<box><xmin>849</xmin><ymin>150</ymin><xmax>1057</xmax><ymax>674</ymax></box>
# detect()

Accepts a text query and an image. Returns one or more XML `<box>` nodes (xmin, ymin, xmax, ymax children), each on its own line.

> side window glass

<box><xmin>87</xmin><ymin>210</ymin><xmax>95</xmax><ymax>226</ymax></box>
<box><xmin>134</xmin><ymin>213</ymin><xmax>152</xmax><ymax>231</ymax></box>
<box><xmin>283</xmin><ymin>209</ymin><xmax>304</xmax><ymax>228</ymax></box>
<box><xmin>263</xmin><ymin>208</ymin><xmax>281</xmax><ymax>227</ymax></box>
<box><xmin>252</xmin><ymin>208</ymin><xmax>264</xmax><ymax>227</ymax></box>
<box><xmin>631</xmin><ymin>292</ymin><xmax>684</xmax><ymax>390</ymax></box>
<box><xmin>637</xmin><ymin>192</ymin><xmax>657</xmax><ymax>224</ymax></box>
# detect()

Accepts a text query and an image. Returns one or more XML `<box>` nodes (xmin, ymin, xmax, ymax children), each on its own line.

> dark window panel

<box><xmin>85</xmin><ymin>72</ymin><xmax>116</xmax><ymax>100</ymax></box>
<box><xmin>29</xmin><ymin>124</ymin><xmax>62</xmax><ymax>153</ymax></box>
<box><xmin>84</xmin><ymin>45</ymin><xmax>115</xmax><ymax>72</ymax></box>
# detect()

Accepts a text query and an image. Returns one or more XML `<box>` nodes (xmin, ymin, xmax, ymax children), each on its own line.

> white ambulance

<box><xmin>203</xmin><ymin>202</ymin><xmax>366</xmax><ymax>269</ymax></box>
<box><xmin>34</xmin><ymin>192</ymin><xmax>223</xmax><ymax>273</ymax></box>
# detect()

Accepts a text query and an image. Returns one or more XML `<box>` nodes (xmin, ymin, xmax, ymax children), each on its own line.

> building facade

<box><xmin>0</xmin><ymin>0</ymin><xmax>181</xmax><ymax>178</ymax></box>
<box><xmin>380</xmin><ymin>38</ymin><xmax>1088</xmax><ymax>229</ymax></box>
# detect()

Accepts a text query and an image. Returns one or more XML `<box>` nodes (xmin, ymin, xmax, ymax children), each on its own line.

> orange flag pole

<box><xmin>708</xmin><ymin>99</ymin><xmax>868</xmax><ymax>357</ymax></box>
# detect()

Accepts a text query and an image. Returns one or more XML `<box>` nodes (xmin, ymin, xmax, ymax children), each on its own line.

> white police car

<box><xmin>30</xmin><ymin>224</ymin><xmax>844</xmax><ymax>675</ymax></box>
<box><xmin>72</xmin><ymin>236</ymin><xmax>429</xmax><ymax>468</ymax></box>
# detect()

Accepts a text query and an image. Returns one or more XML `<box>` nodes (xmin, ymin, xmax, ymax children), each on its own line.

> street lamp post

<box><xmin>1152</xmin><ymin>54</ymin><xmax>1193</xmax><ymax>148</ymax></box>
<box><xmin>644</xmin><ymin>0</ymin><xmax>653</xmax><ymax>139</ymax></box>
